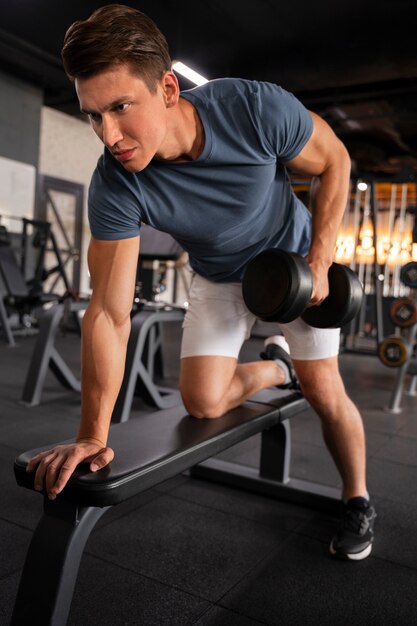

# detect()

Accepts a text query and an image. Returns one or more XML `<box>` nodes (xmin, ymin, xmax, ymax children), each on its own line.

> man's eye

<box><xmin>89</xmin><ymin>113</ymin><xmax>101</xmax><ymax>123</ymax></box>
<box><xmin>116</xmin><ymin>103</ymin><xmax>130</xmax><ymax>112</ymax></box>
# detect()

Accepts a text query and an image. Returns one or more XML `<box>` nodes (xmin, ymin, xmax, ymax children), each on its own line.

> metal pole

<box><xmin>383</xmin><ymin>183</ymin><xmax>397</xmax><ymax>297</ymax></box>
<box><xmin>371</xmin><ymin>182</ymin><xmax>384</xmax><ymax>343</ymax></box>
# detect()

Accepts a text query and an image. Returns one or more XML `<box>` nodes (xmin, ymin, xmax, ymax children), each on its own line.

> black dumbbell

<box><xmin>242</xmin><ymin>248</ymin><xmax>363</xmax><ymax>329</ymax></box>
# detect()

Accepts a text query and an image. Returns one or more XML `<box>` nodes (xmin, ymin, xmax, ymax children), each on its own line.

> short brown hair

<box><xmin>61</xmin><ymin>4</ymin><xmax>172</xmax><ymax>91</ymax></box>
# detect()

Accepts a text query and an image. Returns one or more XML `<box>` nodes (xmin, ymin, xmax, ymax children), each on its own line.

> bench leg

<box><xmin>0</xmin><ymin>296</ymin><xmax>15</xmax><ymax>346</ymax></box>
<box><xmin>20</xmin><ymin>304</ymin><xmax>65</xmax><ymax>406</ymax></box>
<box><xmin>260</xmin><ymin>419</ymin><xmax>291</xmax><ymax>482</ymax></box>
<box><xmin>191</xmin><ymin>421</ymin><xmax>341</xmax><ymax>514</ymax></box>
<box><xmin>112</xmin><ymin>308</ymin><xmax>183</xmax><ymax>422</ymax></box>
<box><xmin>11</xmin><ymin>498</ymin><xmax>108</xmax><ymax>626</ymax></box>
<box><xmin>49</xmin><ymin>347</ymin><xmax>81</xmax><ymax>392</ymax></box>
<box><xmin>20</xmin><ymin>303</ymin><xmax>83</xmax><ymax>406</ymax></box>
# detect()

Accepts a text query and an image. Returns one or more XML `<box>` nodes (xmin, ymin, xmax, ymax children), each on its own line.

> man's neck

<box><xmin>156</xmin><ymin>97</ymin><xmax>204</xmax><ymax>163</ymax></box>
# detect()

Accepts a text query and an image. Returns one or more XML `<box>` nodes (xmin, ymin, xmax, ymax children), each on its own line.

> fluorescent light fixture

<box><xmin>172</xmin><ymin>61</ymin><xmax>208</xmax><ymax>86</ymax></box>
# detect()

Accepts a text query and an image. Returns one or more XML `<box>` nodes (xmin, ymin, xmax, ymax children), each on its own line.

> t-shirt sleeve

<box><xmin>254</xmin><ymin>81</ymin><xmax>313</xmax><ymax>162</ymax></box>
<box><xmin>88</xmin><ymin>153</ymin><xmax>142</xmax><ymax>240</ymax></box>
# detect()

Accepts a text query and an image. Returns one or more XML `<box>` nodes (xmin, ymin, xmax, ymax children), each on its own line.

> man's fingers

<box><xmin>89</xmin><ymin>446</ymin><xmax>115</xmax><ymax>471</ymax></box>
<box><xmin>45</xmin><ymin>452</ymin><xmax>80</xmax><ymax>498</ymax></box>
<box><xmin>51</xmin><ymin>458</ymin><xmax>83</xmax><ymax>498</ymax></box>
<box><xmin>26</xmin><ymin>444</ymin><xmax>115</xmax><ymax>499</ymax></box>
<box><xmin>51</xmin><ymin>447</ymin><xmax>114</xmax><ymax>497</ymax></box>
<box><xmin>33</xmin><ymin>451</ymin><xmax>59</xmax><ymax>492</ymax></box>
<box><xmin>26</xmin><ymin>449</ymin><xmax>53</xmax><ymax>473</ymax></box>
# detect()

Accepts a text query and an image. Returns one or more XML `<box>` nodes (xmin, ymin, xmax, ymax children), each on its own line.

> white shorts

<box><xmin>181</xmin><ymin>274</ymin><xmax>340</xmax><ymax>360</ymax></box>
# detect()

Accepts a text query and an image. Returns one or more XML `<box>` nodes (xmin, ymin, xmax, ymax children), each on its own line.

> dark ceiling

<box><xmin>1</xmin><ymin>0</ymin><xmax>417</xmax><ymax>180</ymax></box>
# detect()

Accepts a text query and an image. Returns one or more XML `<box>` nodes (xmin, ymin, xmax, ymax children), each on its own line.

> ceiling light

<box><xmin>172</xmin><ymin>61</ymin><xmax>208</xmax><ymax>86</ymax></box>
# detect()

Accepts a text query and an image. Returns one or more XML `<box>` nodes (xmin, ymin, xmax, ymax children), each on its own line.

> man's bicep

<box><xmin>285</xmin><ymin>111</ymin><xmax>350</xmax><ymax>177</ymax></box>
<box><xmin>88</xmin><ymin>236</ymin><xmax>140</xmax><ymax>322</ymax></box>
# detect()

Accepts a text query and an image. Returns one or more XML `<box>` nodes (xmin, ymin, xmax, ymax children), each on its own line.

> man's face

<box><xmin>75</xmin><ymin>64</ymin><xmax>173</xmax><ymax>172</ymax></box>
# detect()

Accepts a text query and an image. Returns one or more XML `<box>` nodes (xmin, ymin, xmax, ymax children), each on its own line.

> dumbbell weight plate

<box><xmin>242</xmin><ymin>249</ymin><xmax>312</xmax><ymax>323</ymax></box>
<box><xmin>400</xmin><ymin>262</ymin><xmax>417</xmax><ymax>288</ymax></box>
<box><xmin>301</xmin><ymin>264</ymin><xmax>364</xmax><ymax>329</ymax></box>
<box><xmin>378</xmin><ymin>335</ymin><xmax>411</xmax><ymax>368</ymax></box>
<box><xmin>389</xmin><ymin>297</ymin><xmax>417</xmax><ymax>329</ymax></box>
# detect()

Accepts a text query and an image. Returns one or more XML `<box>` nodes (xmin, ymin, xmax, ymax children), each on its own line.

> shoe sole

<box><xmin>329</xmin><ymin>540</ymin><xmax>373</xmax><ymax>561</ymax></box>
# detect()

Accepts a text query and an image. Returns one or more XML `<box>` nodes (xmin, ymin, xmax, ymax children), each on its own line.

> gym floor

<box><xmin>1</xmin><ymin>321</ymin><xmax>417</xmax><ymax>625</ymax></box>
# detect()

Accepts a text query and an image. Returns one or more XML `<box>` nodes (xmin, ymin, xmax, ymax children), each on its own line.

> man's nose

<box><xmin>102</xmin><ymin>117</ymin><xmax>123</xmax><ymax>147</ymax></box>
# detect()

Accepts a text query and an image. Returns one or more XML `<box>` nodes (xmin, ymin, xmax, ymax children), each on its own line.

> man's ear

<box><xmin>161</xmin><ymin>71</ymin><xmax>180</xmax><ymax>107</ymax></box>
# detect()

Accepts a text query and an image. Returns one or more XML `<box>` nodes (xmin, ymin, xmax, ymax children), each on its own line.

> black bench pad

<box><xmin>14</xmin><ymin>389</ymin><xmax>306</xmax><ymax>507</ymax></box>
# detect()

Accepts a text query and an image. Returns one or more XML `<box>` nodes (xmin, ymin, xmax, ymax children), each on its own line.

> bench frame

<box><xmin>11</xmin><ymin>393</ymin><xmax>340</xmax><ymax>625</ymax></box>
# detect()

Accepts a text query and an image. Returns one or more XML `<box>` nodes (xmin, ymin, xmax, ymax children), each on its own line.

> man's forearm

<box><xmin>77</xmin><ymin>304</ymin><xmax>131</xmax><ymax>446</ymax></box>
<box><xmin>308</xmin><ymin>147</ymin><xmax>351</xmax><ymax>267</ymax></box>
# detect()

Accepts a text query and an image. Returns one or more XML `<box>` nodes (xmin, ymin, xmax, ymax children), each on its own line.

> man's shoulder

<box><xmin>88</xmin><ymin>149</ymin><xmax>142</xmax><ymax>241</ymax></box>
<box><xmin>182</xmin><ymin>78</ymin><xmax>293</xmax><ymax>111</ymax></box>
<box><xmin>182</xmin><ymin>77</ymin><xmax>259</xmax><ymax>103</ymax></box>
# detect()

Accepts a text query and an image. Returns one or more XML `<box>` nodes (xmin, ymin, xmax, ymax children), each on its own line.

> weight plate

<box><xmin>400</xmin><ymin>262</ymin><xmax>417</xmax><ymax>288</ymax></box>
<box><xmin>301</xmin><ymin>264</ymin><xmax>363</xmax><ymax>329</ymax></box>
<box><xmin>242</xmin><ymin>249</ymin><xmax>312</xmax><ymax>323</ymax></box>
<box><xmin>389</xmin><ymin>297</ymin><xmax>417</xmax><ymax>328</ymax></box>
<box><xmin>378</xmin><ymin>335</ymin><xmax>410</xmax><ymax>368</ymax></box>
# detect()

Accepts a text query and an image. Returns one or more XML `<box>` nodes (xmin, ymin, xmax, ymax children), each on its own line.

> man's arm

<box><xmin>285</xmin><ymin>111</ymin><xmax>351</xmax><ymax>305</ymax></box>
<box><xmin>26</xmin><ymin>235</ymin><xmax>140</xmax><ymax>499</ymax></box>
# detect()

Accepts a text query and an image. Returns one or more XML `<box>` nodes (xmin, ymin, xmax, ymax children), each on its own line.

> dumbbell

<box><xmin>242</xmin><ymin>248</ymin><xmax>363</xmax><ymax>328</ymax></box>
<box><xmin>389</xmin><ymin>297</ymin><xmax>417</xmax><ymax>329</ymax></box>
<box><xmin>378</xmin><ymin>335</ymin><xmax>411</xmax><ymax>368</ymax></box>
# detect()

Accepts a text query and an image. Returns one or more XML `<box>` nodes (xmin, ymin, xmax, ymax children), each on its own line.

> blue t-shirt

<box><xmin>89</xmin><ymin>78</ymin><xmax>313</xmax><ymax>282</ymax></box>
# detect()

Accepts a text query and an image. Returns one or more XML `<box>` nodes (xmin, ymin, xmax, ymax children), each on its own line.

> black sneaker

<box><xmin>260</xmin><ymin>342</ymin><xmax>300</xmax><ymax>390</ymax></box>
<box><xmin>330</xmin><ymin>496</ymin><xmax>377</xmax><ymax>561</ymax></box>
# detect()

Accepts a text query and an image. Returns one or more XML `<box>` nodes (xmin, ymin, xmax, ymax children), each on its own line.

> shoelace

<box><xmin>342</xmin><ymin>508</ymin><xmax>371</xmax><ymax>535</ymax></box>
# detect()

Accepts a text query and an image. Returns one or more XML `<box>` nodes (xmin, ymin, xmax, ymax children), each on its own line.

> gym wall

<box><xmin>38</xmin><ymin>107</ymin><xmax>103</xmax><ymax>294</ymax></box>
<box><xmin>0</xmin><ymin>68</ymin><xmax>103</xmax><ymax>295</ymax></box>
<box><xmin>0</xmin><ymin>71</ymin><xmax>42</xmax><ymax>168</ymax></box>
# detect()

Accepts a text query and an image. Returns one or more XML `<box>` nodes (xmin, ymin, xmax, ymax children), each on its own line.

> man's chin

<box><xmin>117</xmin><ymin>158</ymin><xmax>148</xmax><ymax>173</ymax></box>
<box><xmin>122</xmin><ymin>162</ymin><xmax>145</xmax><ymax>173</ymax></box>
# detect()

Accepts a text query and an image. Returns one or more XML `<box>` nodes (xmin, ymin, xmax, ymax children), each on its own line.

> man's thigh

<box><xmin>180</xmin><ymin>274</ymin><xmax>256</xmax><ymax>359</ymax></box>
<box><xmin>279</xmin><ymin>318</ymin><xmax>341</xmax><ymax>360</ymax></box>
<box><xmin>179</xmin><ymin>274</ymin><xmax>255</xmax><ymax>412</ymax></box>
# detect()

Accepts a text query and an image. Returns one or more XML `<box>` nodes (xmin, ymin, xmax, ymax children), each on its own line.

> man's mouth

<box><xmin>113</xmin><ymin>148</ymin><xmax>136</xmax><ymax>162</ymax></box>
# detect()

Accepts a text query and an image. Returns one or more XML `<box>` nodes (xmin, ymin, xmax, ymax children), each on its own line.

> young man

<box><xmin>27</xmin><ymin>4</ymin><xmax>376</xmax><ymax>560</ymax></box>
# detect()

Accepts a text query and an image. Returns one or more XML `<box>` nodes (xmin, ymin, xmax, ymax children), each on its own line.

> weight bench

<box><xmin>0</xmin><ymin>243</ymin><xmax>61</xmax><ymax>344</ymax></box>
<box><xmin>11</xmin><ymin>389</ymin><xmax>340</xmax><ymax>625</ymax></box>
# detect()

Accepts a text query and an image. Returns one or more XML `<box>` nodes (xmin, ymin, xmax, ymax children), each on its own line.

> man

<box><xmin>27</xmin><ymin>4</ymin><xmax>376</xmax><ymax>560</ymax></box>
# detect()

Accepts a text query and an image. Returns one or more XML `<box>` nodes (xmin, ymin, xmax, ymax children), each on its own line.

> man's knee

<box><xmin>296</xmin><ymin>363</ymin><xmax>348</xmax><ymax>413</ymax></box>
<box><xmin>181</xmin><ymin>388</ymin><xmax>226</xmax><ymax>419</ymax></box>
<box><xmin>301</xmin><ymin>380</ymin><xmax>336</xmax><ymax>405</ymax></box>
<box><xmin>180</xmin><ymin>355</ymin><xmax>238</xmax><ymax>419</ymax></box>
<box><xmin>182</xmin><ymin>399</ymin><xmax>225</xmax><ymax>419</ymax></box>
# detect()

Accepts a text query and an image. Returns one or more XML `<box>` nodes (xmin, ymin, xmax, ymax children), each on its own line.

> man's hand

<box><xmin>307</xmin><ymin>258</ymin><xmax>330</xmax><ymax>306</ymax></box>
<box><xmin>26</xmin><ymin>441</ymin><xmax>114</xmax><ymax>501</ymax></box>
